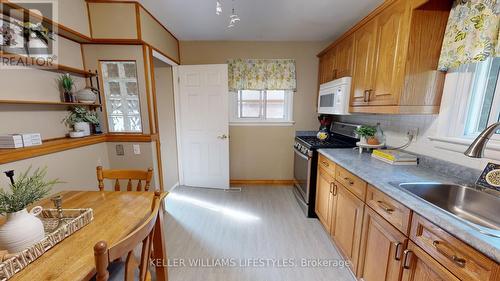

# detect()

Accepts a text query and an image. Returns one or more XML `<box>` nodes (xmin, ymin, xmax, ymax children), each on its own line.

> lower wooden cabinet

<box><xmin>357</xmin><ymin>207</ymin><xmax>407</xmax><ymax>281</ymax></box>
<box><xmin>330</xmin><ymin>182</ymin><xmax>364</xmax><ymax>273</ymax></box>
<box><xmin>401</xmin><ymin>242</ymin><xmax>460</xmax><ymax>281</ymax></box>
<box><xmin>315</xmin><ymin>167</ymin><xmax>335</xmax><ymax>232</ymax></box>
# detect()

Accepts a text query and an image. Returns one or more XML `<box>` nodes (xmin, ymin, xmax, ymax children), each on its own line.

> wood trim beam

<box><xmin>0</xmin><ymin>134</ymin><xmax>159</xmax><ymax>165</ymax></box>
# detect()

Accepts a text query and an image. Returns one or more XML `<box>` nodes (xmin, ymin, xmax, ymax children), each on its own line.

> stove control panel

<box><xmin>294</xmin><ymin>141</ymin><xmax>312</xmax><ymax>157</ymax></box>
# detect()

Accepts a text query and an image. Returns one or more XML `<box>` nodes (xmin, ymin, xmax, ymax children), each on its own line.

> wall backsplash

<box><xmin>336</xmin><ymin>114</ymin><xmax>499</xmax><ymax>171</ymax></box>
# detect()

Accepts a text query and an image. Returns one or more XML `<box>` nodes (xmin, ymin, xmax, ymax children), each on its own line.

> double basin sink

<box><xmin>397</xmin><ymin>182</ymin><xmax>500</xmax><ymax>238</ymax></box>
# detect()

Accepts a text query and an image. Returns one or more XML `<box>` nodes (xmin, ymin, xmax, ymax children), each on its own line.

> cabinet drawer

<box><xmin>335</xmin><ymin>165</ymin><xmax>366</xmax><ymax>201</ymax></box>
<box><xmin>318</xmin><ymin>154</ymin><xmax>335</xmax><ymax>175</ymax></box>
<box><xmin>366</xmin><ymin>185</ymin><xmax>412</xmax><ymax>235</ymax></box>
<box><xmin>410</xmin><ymin>214</ymin><xmax>500</xmax><ymax>281</ymax></box>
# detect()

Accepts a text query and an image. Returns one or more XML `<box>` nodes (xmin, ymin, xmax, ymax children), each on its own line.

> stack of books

<box><xmin>372</xmin><ymin>149</ymin><xmax>417</xmax><ymax>165</ymax></box>
<box><xmin>0</xmin><ymin>135</ymin><xmax>24</xmax><ymax>149</ymax></box>
<box><xmin>0</xmin><ymin>133</ymin><xmax>43</xmax><ymax>149</ymax></box>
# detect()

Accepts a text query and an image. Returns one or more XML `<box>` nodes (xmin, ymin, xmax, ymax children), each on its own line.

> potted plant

<box><xmin>355</xmin><ymin>125</ymin><xmax>379</xmax><ymax>145</ymax></box>
<box><xmin>58</xmin><ymin>73</ymin><xmax>75</xmax><ymax>102</ymax></box>
<box><xmin>0</xmin><ymin>167</ymin><xmax>60</xmax><ymax>253</ymax></box>
<box><xmin>63</xmin><ymin>106</ymin><xmax>100</xmax><ymax>137</ymax></box>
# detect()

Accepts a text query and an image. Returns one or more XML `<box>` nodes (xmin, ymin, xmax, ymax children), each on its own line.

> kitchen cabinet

<box><xmin>318</xmin><ymin>0</ymin><xmax>453</xmax><ymax>114</ymax></box>
<box><xmin>315</xmin><ymin>167</ymin><xmax>335</xmax><ymax>232</ymax></box>
<box><xmin>330</xmin><ymin>181</ymin><xmax>364</xmax><ymax>273</ymax></box>
<box><xmin>351</xmin><ymin>19</ymin><xmax>377</xmax><ymax>106</ymax></box>
<box><xmin>401</xmin><ymin>242</ymin><xmax>460</xmax><ymax>281</ymax></box>
<box><xmin>318</xmin><ymin>49</ymin><xmax>336</xmax><ymax>85</ymax></box>
<box><xmin>333</xmin><ymin>35</ymin><xmax>354</xmax><ymax>79</ymax></box>
<box><xmin>357</xmin><ymin>207</ymin><xmax>407</xmax><ymax>281</ymax></box>
<box><xmin>369</xmin><ymin>0</ymin><xmax>409</xmax><ymax>106</ymax></box>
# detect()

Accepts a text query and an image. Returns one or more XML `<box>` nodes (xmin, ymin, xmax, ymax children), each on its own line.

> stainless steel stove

<box><xmin>293</xmin><ymin>122</ymin><xmax>361</xmax><ymax>217</ymax></box>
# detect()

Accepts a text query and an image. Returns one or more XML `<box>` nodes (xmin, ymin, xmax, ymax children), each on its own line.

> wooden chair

<box><xmin>97</xmin><ymin>166</ymin><xmax>153</xmax><ymax>191</ymax></box>
<box><xmin>94</xmin><ymin>191</ymin><xmax>163</xmax><ymax>281</ymax></box>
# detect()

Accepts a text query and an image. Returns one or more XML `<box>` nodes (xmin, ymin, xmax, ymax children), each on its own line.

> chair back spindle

<box><xmin>96</xmin><ymin>166</ymin><xmax>153</xmax><ymax>191</ymax></box>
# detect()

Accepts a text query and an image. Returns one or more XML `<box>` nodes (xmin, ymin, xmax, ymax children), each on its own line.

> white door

<box><xmin>177</xmin><ymin>64</ymin><xmax>229</xmax><ymax>189</ymax></box>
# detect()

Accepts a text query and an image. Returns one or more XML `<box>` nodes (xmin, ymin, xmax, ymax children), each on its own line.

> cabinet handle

<box><xmin>321</xmin><ymin>161</ymin><xmax>329</xmax><ymax>167</ymax></box>
<box><xmin>402</xmin><ymin>249</ymin><xmax>413</xmax><ymax>269</ymax></box>
<box><xmin>330</xmin><ymin>182</ymin><xmax>334</xmax><ymax>194</ymax></box>
<box><xmin>432</xmin><ymin>241</ymin><xmax>467</xmax><ymax>268</ymax></box>
<box><xmin>333</xmin><ymin>183</ymin><xmax>338</xmax><ymax>196</ymax></box>
<box><xmin>377</xmin><ymin>200</ymin><xmax>395</xmax><ymax>214</ymax></box>
<box><xmin>394</xmin><ymin>242</ymin><xmax>402</xmax><ymax>261</ymax></box>
<box><xmin>343</xmin><ymin>177</ymin><xmax>354</xmax><ymax>185</ymax></box>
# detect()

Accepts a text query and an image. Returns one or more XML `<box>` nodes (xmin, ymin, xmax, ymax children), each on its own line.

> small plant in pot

<box><xmin>0</xmin><ymin>167</ymin><xmax>60</xmax><ymax>253</ymax></box>
<box><xmin>63</xmin><ymin>106</ymin><xmax>100</xmax><ymax>137</ymax></box>
<box><xmin>355</xmin><ymin>126</ymin><xmax>379</xmax><ymax>145</ymax></box>
<box><xmin>58</xmin><ymin>73</ymin><xmax>74</xmax><ymax>102</ymax></box>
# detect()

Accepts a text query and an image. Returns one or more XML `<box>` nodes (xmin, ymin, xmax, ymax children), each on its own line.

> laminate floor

<box><xmin>164</xmin><ymin>185</ymin><xmax>356</xmax><ymax>281</ymax></box>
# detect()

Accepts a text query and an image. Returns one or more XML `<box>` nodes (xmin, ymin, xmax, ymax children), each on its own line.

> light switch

<box><xmin>133</xmin><ymin>144</ymin><xmax>141</xmax><ymax>155</ymax></box>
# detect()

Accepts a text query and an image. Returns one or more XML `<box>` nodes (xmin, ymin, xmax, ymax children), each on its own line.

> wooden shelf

<box><xmin>0</xmin><ymin>134</ymin><xmax>158</xmax><ymax>164</ymax></box>
<box><xmin>0</xmin><ymin>1</ymin><xmax>93</xmax><ymax>44</ymax></box>
<box><xmin>0</xmin><ymin>99</ymin><xmax>101</xmax><ymax>107</ymax></box>
<box><xmin>0</xmin><ymin>51</ymin><xmax>95</xmax><ymax>77</ymax></box>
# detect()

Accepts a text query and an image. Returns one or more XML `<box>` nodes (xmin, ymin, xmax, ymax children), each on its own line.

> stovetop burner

<box><xmin>296</xmin><ymin>135</ymin><xmax>356</xmax><ymax>149</ymax></box>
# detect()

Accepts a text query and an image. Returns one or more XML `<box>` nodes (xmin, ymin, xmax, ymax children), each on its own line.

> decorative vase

<box><xmin>0</xmin><ymin>207</ymin><xmax>45</xmax><ymax>253</ymax></box>
<box><xmin>74</xmin><ymin>122</ymin><xmax>91</xmax><ymax>136</ymax></box>
<box><xmin>63</xmin><ymin>91</ymin><xmax>72</xmax><ymax>103</ymax></box>
<box><xmin>76</xmin><ymin>88</ymin><xmax>97</xmax><ymax>104</ymax></box>
<box><xmin>367</xmin><ymin>137</ymin><xmax>380</xmax><ymax>145</ymax></box>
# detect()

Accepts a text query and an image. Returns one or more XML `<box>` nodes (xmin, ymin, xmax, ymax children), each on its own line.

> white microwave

<box><xmin>317</xmin><ymin>77</ymin><xmax>352</xmax><ymax>115</ymax></box>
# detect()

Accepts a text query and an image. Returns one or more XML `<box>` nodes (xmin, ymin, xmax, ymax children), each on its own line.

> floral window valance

<box><xmin>438</xmin><ymin>0</ymin><xmax>499</xmax><ymax>71</ymax></box>
<box><xmin>227</xmin><ymin>59</ymin><xmax>297</xmax><ymax>91</ymax></box>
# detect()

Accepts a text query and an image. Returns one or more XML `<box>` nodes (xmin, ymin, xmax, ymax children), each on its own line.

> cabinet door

<box><xmin>401</xmin><ymin>242</ymin><xmax>461</xmax><ymax>281</ymax></box>
<box><xmin>351</xmin><ymin>19</ymin><xmax>377</xmax><ymax>106</ymax></box>
<box><xmin>315</xmin><ymin>167</ymin><xmax>334</xmax><ymax>232</ymax></box>
<box><xmin>335</xmin><ymin>35</ymin><xmax>354</xmax><ymax>78</ymax></box>
<box><xmin>357</xmin><ymin>207</ymin><xmax>407</xmax><ymax>281</ymax></box>
<box><xmin>370</xmin><ymin>0</ymin><xmax>409</xmax><ymax>106</ymax></box>
<box><xmin>331</xmin><ymin>182</ymin><xmax>365</xmax><ymax>273</ymax></box>
<box><xmin>318</xmin><ymin>49</ymin><xmax>336</xmax><ymax>84</ymax></box>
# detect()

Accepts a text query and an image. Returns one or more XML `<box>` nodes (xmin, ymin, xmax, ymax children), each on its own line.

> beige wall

<box><xmin>87</xmin><ymin>2</ymin><xmax>138</xmax><ymax>39</ymax></box>
<box><xmin>153</xmin><ymin>63</ymin><xmax>179</xmax><ymax>190</ymax></box>
<box><xmin>140</xmin><ymin>8</ymin><xmax>179</xmax><ymax>63</ymax></box>
<box><xmin>0</xmin><ymin>143</ymin><xmax>110</xmax><ymax>193</ymax></box>
<box><xmin>58</xmin><ymin>0</ymin><xmax>91</xmax><ymax>37</ymax></box>
<box><xmin>180</xmin><ymin>41</ymin><xmax>323</xmax><ymax>180</ymax></box>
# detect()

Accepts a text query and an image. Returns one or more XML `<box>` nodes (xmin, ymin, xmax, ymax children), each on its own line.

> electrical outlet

<box><xmin>133</xmin><ymin>144</ymin><xmax>141</xmax><ymax>155</ymax></box>
<box><xmin>406</xmin><ymin>128</ymin><xmax>419</xmax><ymax>142</ymax></box>
<box><xmin>115</xmin><ymin>144</ymin><xmax>124</xmax><ymax>156</ymax></box>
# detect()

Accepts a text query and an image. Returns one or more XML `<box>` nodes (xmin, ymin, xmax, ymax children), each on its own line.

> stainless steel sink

<box><xmin>398</xmin><ymin>182</ymin><xmax>500</xmax><ymax>238</ymax></box>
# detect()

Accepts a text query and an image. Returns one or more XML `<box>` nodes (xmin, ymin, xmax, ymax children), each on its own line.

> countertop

<box><xmin>318</xmin><ymin>148</ymin><xmax>500</xmax><ymax>263</ymax></box>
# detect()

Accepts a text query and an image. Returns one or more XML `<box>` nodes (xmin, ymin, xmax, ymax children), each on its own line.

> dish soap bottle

<box><xmin>375</xmin><ymin>123</ymin><xmax>386</xmax><ymax>145</ymax></box>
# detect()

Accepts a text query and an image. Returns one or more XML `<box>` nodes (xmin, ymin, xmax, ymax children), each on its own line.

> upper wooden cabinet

<box><xmin>318</xmin><ymin>0</ymin><xmax>453</xmax><ymax>114</ymax></box>
<box><xmin>334</xmin><ymin>36</ymin><xmax>354</xmax><ymax>79</ymax></box>
<box><xmin>318</xmin><ymin>49</ymin><xmax>336</xmax><ymax>84</ymax></box>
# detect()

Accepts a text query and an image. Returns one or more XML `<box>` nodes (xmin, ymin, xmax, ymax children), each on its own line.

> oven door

<box><xmin>293</xmin><ymin>147</ymin><xmax>311</xmax><ymax>203</ymax></box>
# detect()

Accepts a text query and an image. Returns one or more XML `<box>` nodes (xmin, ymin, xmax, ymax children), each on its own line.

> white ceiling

<box><xmin>138</xmin><ymin>0</ymin><xmax>383</xmax><ymax>41</ymax></box>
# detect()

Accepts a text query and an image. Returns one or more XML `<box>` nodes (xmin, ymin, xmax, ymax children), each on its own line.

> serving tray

<box><xmin>0</xmin><ymin>208</ymin><xmax>93</xmax><ymax>280</ymax></box>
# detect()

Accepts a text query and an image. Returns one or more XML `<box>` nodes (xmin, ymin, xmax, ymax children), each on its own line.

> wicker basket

<box><xmin>0</xmin><ymin>208</ymin><xmax>93</xmax><ymax>281</ymax></box>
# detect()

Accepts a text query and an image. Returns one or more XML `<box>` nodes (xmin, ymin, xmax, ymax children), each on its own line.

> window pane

<box><xmin>239</xmin><ymin>90</ymin><xmax>262</xmax><ymax>118</ymax></box>
<box><xmin>266</xmin><ymin>90</ymin><xmax>286</xmax><ymax>119</ymax></box>
<box><xmin>464</xmin><ymin>57</ymin><xmax>500</xmax><ymax>136</ymax></box>
<box><xmin>101</xmin><ymin>61</ymin><xmax>142</xmax><ymax>132</ymax></box>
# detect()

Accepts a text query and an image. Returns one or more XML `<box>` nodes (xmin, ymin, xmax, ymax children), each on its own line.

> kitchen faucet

<box><xmin>464</xmin><ymin>122</ymin><xmax>500</xmax><ymax>158</ymax></box>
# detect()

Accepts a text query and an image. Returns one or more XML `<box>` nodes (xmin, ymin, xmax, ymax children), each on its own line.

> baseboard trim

<box><xmin>169</xmin><ymin>182</ymin><xmax>180</xmax><ymax>192</ymax></box>
<box><xmin>230</xmin><ymin>179</ymin><xmax>295</xmax><ymax>185</ymax></box>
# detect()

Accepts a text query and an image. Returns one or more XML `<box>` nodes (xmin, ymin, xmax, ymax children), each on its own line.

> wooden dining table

<box><xmin>7</xmin><ymin>191</ymin><xmax>169</xmax><ymax>281</ymax></box>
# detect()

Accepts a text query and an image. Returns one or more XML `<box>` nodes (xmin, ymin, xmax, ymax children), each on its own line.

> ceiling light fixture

<box><xmin>227</xmin><ymin>7</ymin><xmax>240</xmax><ymax>28</ymax></box>
<box><xmin>216</xmin><ymin>0</ymin><xmax>222</xmax><ymax>15</ymax></box>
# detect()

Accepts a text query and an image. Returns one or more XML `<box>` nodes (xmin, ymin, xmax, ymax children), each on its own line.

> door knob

<box><xmin>217</xmin><ymin>134</ymin><xmax>228</xmax><ymax>140</ymax></box>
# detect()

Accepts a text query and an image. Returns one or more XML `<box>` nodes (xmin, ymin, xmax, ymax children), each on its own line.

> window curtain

<box><xmin>227</xmin><ymin>59</ymin><xmax>297</xmax><ymax>91</ymax></box>
<box><xmin>438</xmin><ymin>0</ymin><xmax>499</xmax><ymax>71</ymax></box>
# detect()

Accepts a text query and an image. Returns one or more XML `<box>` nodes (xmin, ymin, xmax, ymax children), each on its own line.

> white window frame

<box><xmin>429</xmin><ymin>58</ymin><xmax>500</xmax><ymax>158</ymax></box>
<box><xmin>101</xmin><ymin>61</ymin><xmax>143</xmax><ymax>133</ymax></box>
<box><xmin>229</xmin><ymin>90</ymin><xmax>295</xmax><ymax>126</ymax></box>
